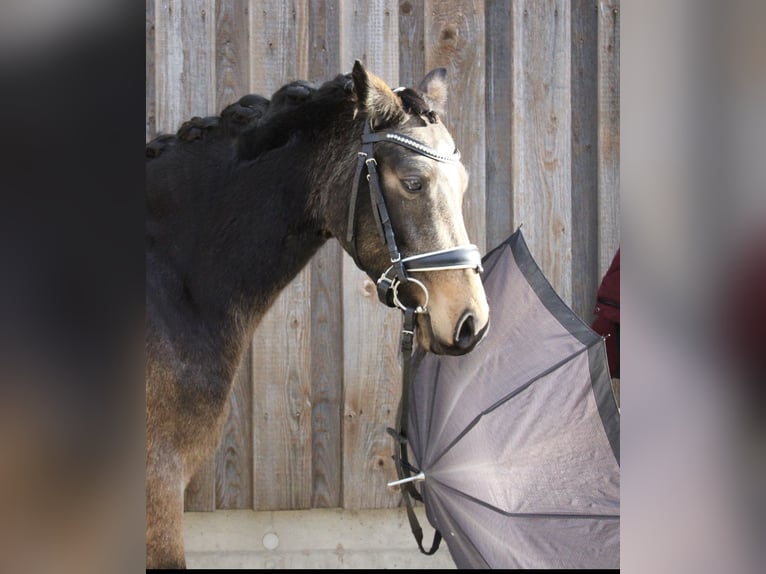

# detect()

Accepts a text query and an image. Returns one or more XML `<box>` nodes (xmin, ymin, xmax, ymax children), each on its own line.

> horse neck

<box><xmin>210</xmin><ymin>116</ymin><xmax>364</xmax><ymax>376</ymax></box>
<box><xmin>213</xmin><ymin>157</ymin><xmax>328</xmax><ymax>325</ymax></box>
<box><xmin>306</xmin><ymin>119</ymin><xmax>366</xmax><ymax>243</ymax></box>
<box><xmin>148</xmin><ymin>145</ymin><xmax>328</xmax><ymax>357</ymax></box>
<box><xmin>147</xmin><ymin>105</ymin><xmax>365</xmax><ymax>381</ymax></box>
<box><xmin>228</xmin><ymin>113</ymin><xmax>367</xmax><ymax>303</ymax></box>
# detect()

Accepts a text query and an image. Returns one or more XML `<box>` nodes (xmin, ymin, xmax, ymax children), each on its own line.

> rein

<box><xmin>346</xmin><ymin>120</ymin><xmax>482</xmax><ymax>556</ymax></box>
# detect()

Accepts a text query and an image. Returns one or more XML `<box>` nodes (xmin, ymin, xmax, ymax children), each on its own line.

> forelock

<box><xmin>395</xmin><ymin>87</ymin><xmax>439</xmax><ymax>124</ymax></box>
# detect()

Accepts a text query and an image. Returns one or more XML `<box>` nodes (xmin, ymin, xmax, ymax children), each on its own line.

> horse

<box><xmin>145</xmin><ymin>61</ymin><xmax>490</xmax><ymax>568</ymax></box>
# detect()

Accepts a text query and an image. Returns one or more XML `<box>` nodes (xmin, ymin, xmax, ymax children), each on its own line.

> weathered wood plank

<box><xmin>184</xmin><ymin>457</ymin><xmax>217</xmax><ymax>512</ymax></box>
<box><xmin>215</xmin><ymin>0</ymin><xmax>250</xmax><ymax>108</ymax></box>
<box><xmin>339</xmin><ymin>0</ymin><xmax>398</xmax><ymax>79</ymax></box>
<box><xmin>339</xmin><ymin>0</ymin><xmax>403</xmax><ymax>510</ymax></box>
<box><xmin>570</xmin><ymin>0</ymin><xmax>599</xmax><ymax>322</ymax></box>
<box><xmin>250</xmin><ymin>0</ymin><xmax>310</xmax><ymax>87</ymax></box>
<box><xmin>308</xmin><ymin>0</ymin><xmax>340</xmax><ymax>81</ymax></box>
<box><xmin>510</xmin><ymin>0</ymin><xmax>573</xmax><ymax>305</ymax></box>
<box><xmin>308</xmin><ymin>0</ymin><xmax>343</xmax><ymax>509</ymax></box>
<box><xmin>398</xmin><ymin>0</ymin><xmax>425</xmax><ymax>87</ymax></box>
<box><xmin>146</xmin><ymin>0</ymin><xmax>156</xmax><ymax>141</ymax></box>
<box><xmin>215</xmin><ymin>347</ymin><xmax>254</xmax><ymax>508</ymax></box>
<box><xmin>308</xmin><ymin>241</ymin><xmax>343</xmax><ymax>509</ymax></box>
<box><xmin>250</xmin><ymin>275</ymin><xmax>313</xmax><ymax>510</ymax></box>
<box><xmin>154</xmin><ymin>0</ymin><xmax>216</xmax><ymax>134</ymax></box>
<box><xmin>424</xmin><ymin>0</ymin><xmax>487</xmax><ymax>253</ymax></box>
<box><xmin>340</xmin><ymin>270</ymin><xmax>404</xmax><ymax>510</ymax></box>
<box><xmin>250</xmin><ymin>274</ymin><xmax>313</xmax><ymax>511</ymax></box>
<box><xmin>597</xmin><ymin>0</ymin><xmax>620</xmax><ymax>278</ymax></box>
<box><xmin>484</xmin><ymin>0</ymin><xmax>513</xmax><ymax>251</ymax></box>
<box><xmin>249</xmin><ymin>0</ymin><xmax>313</xmax><ymax>511</ymax></box>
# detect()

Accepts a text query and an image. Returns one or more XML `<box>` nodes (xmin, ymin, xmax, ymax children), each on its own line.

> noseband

<box><xmin>346</xmin><ymin>122</ymin><xmax>483</xmax><ymax>313</ymax></box>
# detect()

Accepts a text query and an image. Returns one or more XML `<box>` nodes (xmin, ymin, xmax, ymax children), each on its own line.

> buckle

<box><xmin>376</xmin><ymin>275</ymin><xmax>396</xmax><ymax>307</ymax></box>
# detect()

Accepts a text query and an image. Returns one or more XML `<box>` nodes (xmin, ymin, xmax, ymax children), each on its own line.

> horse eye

<box><xmin>402</xmin><ymin>178</ymin><xmax>423</xmax><ymax>193</ymax></box>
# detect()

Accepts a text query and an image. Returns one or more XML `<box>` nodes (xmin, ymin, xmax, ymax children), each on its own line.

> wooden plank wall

<box><xmin>146</xmin><ymin>0</ymin><xmax>620</xmax><ymax>512</ymax></box>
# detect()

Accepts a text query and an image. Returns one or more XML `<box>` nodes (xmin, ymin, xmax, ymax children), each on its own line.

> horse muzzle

<box><xmin>419</xmin><ymin>310</ymin><xmax>490</xmax><ymax>356</ymax></box>
<box><xmin>374</xmin><ymin>245</ymin><xmax>489</xmax><ymax>356</ymax></box>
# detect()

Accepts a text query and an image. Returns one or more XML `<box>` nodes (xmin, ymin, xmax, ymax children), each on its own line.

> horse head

<box><xmin>337</xmin><ymin>61</ymin><xmax>490</xmax><ymax>356</ymax></box>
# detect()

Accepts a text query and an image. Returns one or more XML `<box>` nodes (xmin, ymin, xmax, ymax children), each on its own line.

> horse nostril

<box><xmin>455</xmin><ymin>312</ymin><xmax>476</xmax><ymax>349</ymax></box>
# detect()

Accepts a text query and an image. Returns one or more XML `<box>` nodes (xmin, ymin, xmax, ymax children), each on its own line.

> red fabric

<box><xmin>722</xmin><ymin>231</ymin><xmax>766</xmax><ymax>390</ymax></box>
<box><xmin>591</xmin><ymin>250</ymin><xmax>620</xmax><ymax>378</ymax></box>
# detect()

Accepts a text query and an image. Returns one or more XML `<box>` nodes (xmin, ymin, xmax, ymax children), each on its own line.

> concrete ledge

<box><xmin>185</xmin><ymin>508</ymin><xmax>456</xmax><ymax>569</ymax></box>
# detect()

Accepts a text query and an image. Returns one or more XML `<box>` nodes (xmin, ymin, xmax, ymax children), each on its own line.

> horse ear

<box><xmin>418</xmin><ymin>67</ymin><xmax>448</xmax><ymax>116</ymax></box>
<box><xmin>351</xmin><ymin>60</ymin><xmax>369</xmax><ymax>105</ymax></box>
<box><xmin>351</xmin><ymin>60</ymin><xmax>405</xmax><ymax>128</ymax></box>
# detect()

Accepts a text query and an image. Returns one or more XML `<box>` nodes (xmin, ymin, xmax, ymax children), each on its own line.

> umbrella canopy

<box><xmin>403</xmin><ymin>230</ymin><xmax>620</xmax><ymax>569</ymax></box>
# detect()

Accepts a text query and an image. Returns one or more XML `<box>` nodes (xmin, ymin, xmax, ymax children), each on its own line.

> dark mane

<box><xmin>145</xmin><ymin>95</ymin><xmax>266</xmax><ymax>159</ymax></box>
<box><xmin>236</xmin><ymin>74</ymin><xmax>353</xmax><ymax>159</ymax></box>
<box><xmin>230</xmin><ymin>75</ymin><xmax>442</xmax><ymax>160</ymax></box>
<box><xmin>145</xmin><ymin>80</ymin><xmax>320</xmax><ymax>161</ymax></box>
<box><xmin>145</xmin><ymin>74</ymin><xmax>439</xmax><ymax>163</ymax></box>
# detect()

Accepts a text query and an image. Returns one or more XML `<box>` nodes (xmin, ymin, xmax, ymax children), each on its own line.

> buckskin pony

<box><xmin>145</xmin><ymin>62</ymin><xmax>489</xmax><ymax>568</ymax></box>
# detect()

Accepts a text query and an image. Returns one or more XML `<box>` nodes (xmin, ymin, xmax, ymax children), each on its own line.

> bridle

<box><xmin>346</xmin><ymin>119</ymin><xmax>483</xmax><ymax>557</ymax></box>
<box><xmin>345</xmin><ymin>121</ymin><xmax>483</xmax><ymax>314</ymax></box>
<box><xmin>345</xmin><ymin>118</ymin><xmax>484</xmax><ymax>557</ymax></box>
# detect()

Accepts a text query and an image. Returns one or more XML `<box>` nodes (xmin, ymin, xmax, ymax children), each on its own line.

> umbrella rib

<box><xmin>428</xmin><ymin>346</ymin><xmax>591</xmax><ymax>468</ymax></box>
<box><xmin>423</xmin><ymin>359</ymin><xmax>442</xmax><ymax>461</ymax></box>
<box><xmin>430</xmin><ymin>488</ymin><xmax>493</xmax><ymax>568</ymax></box>
<box><xmin>433</xmin><ymin>478</ymin><xmax>620</xmax><ymax>520</ymax></box>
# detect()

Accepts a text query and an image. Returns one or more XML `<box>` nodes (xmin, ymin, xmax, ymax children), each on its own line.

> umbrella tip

<box><xmin>387</xmin><ymin>472</ymin><xmax>425</xmax><ymax>488</ymax></box>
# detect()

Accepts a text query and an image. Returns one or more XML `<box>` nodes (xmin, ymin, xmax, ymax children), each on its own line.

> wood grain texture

<box><xmin>424</xmin><ymin>0</ymin><xmax>487</xmax><ymax>253</ymax></box>
<box><xmin>339</xmin><ymin>0</ymin><xmax>404</xmax><ymax>510</ymax></box>
<box><xmin>215</xmin><ymin>0</ymin><xmax>250</xmax><ymax>109</ymax></box>
<box><xmin>398</xmin><ymin>0</ymin><xmax>426</xmax><ymax>87</ymax></box>
<box><xmin>484</xmin><ymin>0</ymin><xmax>513</xmax><ymax>251</ymax></box>
<box><xmin>308</xmin><ymin>0</ymin><xmax>343</xmax><ymax>509</ymax></box>
<box><xmin>215</xmin><ymin>347</ymin><xmax>254</xmax><ymax>508</ymax></box>
<box><xmin>510</xmin><ymin>0</ymin><xmax>573</xmax><ymax>305</ymax></box>
<box><xmin>251</xmin><ymin>271</ymin><xmax>313</xmax><ymax>510</ymax></box>
<box><xmin>308</xmin><ymin>0</ymin><xmax>340</xmax><ymax>82</ymax></box>
<box><xmin>597</xmin><ymin>0</ymin><xmax>620</xmax><ymax>278</ymax></box>
<box><xmin>250</xmin><ymin>0</ymin><xmax>310</xmax><ymax>88</ymax></box>
<box><xmin>146</xmin><ymin>0</ymin><xmax>156</xmax><ymax>141</ymax></box>
<box><xmin>339</xmin><ymin>0</ymin><xmax>398</xmax><ymax>80</ymax></box>
<box><xmin>184</xmin><ymin>453</ymin><xmax>217</xmax><ymax>511</ymax></box>
<box><xmin>308</xmin><ymin>243</ymin><xmax>343</xmax><ymax>509</ymax></box>
<box><xmin>154</xmin><ymin>0</ymin><xmax>216</xmax><ymax>134</ymax></box>
<box><xmin>249</xmin><ymin>0</ymin><xmax>313</xmax><ymax>511</ymax></box>
<box><xmin>340</xmin><ymin>267</ymin><xmax>404</xmax><ymax>510</ymax></box>
<box><xmin>570</xmin><ymin>0</ymin><xmax>599</xmax><ymax>322</ymax></box>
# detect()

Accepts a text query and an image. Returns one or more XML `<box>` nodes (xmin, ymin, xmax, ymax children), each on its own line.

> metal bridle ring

<box><xmin>392</xmin><ymin>277</ymin><xmax>429</xmax><ymax>313</ymax></box>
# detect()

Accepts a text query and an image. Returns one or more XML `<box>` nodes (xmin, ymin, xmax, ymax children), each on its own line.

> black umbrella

<box><xmin>389</xmin><ymin>229</ymin><xmax>620</xmax><ymax>569</ymax></box>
